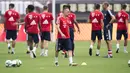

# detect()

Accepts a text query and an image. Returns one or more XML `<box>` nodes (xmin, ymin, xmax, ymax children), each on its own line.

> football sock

<box><xmin>108</xmin><ymin>50</ymin><xmax>112</xmax><ymax>56</ymax></box>
<box><xmin>8</xmin><ymin>43</ymin><xmax>11</xmax><ymax>48</ymax></box>
<box><xmin>45</xmin><ymin>49</ymin><xmax>48</xmax><ymax>54</ymax></box>
<box><xmin>33</xmin><ymin>47</ymin><xmax>36</xmax><ymax>52</ymax></box>
<box><xmin>41</xmin><ymin>48</ymin><xmax>44</xmax><ymax>53</ymax></box>
<box><xmin>55</xmin><ymin>57</ymin><xmax>58</xmax><ymax>63</ymax></box>
<box><xmin>12</xmin><ymin>48</ymin><xmax>15</xmax><ymax>52</ymax></box>
<box><xmin>124</xmin><ymin>46</ymin><xmax>127</xmax><ymax>51</ymax></box>
<box><xmin>96</xmin><ymin>49</ymin><xmax>100</xmax><ymax>54</ymax></box>
<box><xmin>116</xmin><ymin>44</ymin><xmax>119</xmax><ymax>49</ymax></box>
<box><xmin>90</xmin><ymin>45</ymin><xmax>93</xmax><ymax>49</ymax></box>
<box><xmin>27</xmin><ymin>46</ymin><xmax>30</xmax><ymax>51</ymax></box>
<box><xmin>69</xmin><ymin>56</ymin><xmax>73</xmax><ymax>64</ymax></box>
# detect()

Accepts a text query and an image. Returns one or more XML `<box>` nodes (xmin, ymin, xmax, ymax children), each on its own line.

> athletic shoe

<box><xmin>40</xmin><ymin>52</ymin><xmax>44</xmax><ymax>56</ymax></box>
<box><xmin>116</xmin><ymin>48</ymin><xmax>119</xmax><ymax>53</ymax></box>
<box><xmin>96</xmin><ymin>54</ymin><xmax>100</xmax><ymax>56</ymax></box>
<box><xmin>26</xmin><ymin>51</ymin><xmax>30</xmax><ymax>54</ymax></box>
<box><xmin>44</xmin><ymin>53</ymin><xmax>48</xmax><ymax>57</ymax></box>
<box><xmin>124</xmin><ymin>50</ymin><xmax>128</xmax><ymax>53</ymax></box>
<box><xmin>69</xmin><ymin>62</ymin><xmax>78</xmax><ymax>66</ymax></box>
<box><xmin>55</xmin><ymin>62</ymin><xmax>59</xmax><ymax>66</ymax></box>
<box><xmin>89</xmin><ymin>48</ymin><xmax>92</xmax><ymax>56</ymax></box>
<box><xmin>32</xmin><ymin>51</ymin><xmax>36</xmax><ymax>58</ymax></box>
<box><xmin>30</xmin><ymin>51</ymin><xmax>34</xmax><ymax>58</ymax></box>
<box><xmin>103</xmin><ymin>55</ymin><xmax>113</xmax><ymax>58</ymax></box>
<box><xmin>11</xmin><ymin>51</ymin><xmax>15</xmax><ymax>54</ymax></box>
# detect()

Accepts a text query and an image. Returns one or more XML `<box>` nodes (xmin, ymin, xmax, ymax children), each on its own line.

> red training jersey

<box><xmin>4</xmin><ymin>9</ymin><xmax>20</xmax><ymax>30</ymax></box>
<box><xmin>89</xmin><ymin>10</ymin><xmax>104</xmax><ymax>30</ymax></box>
<box><xmin>116</xmin><ymin>10</ymin><xmax>129</xmax><ymax>30</ymax></box>
<box><xmin>56</xmin><ymin>16</ymin><xmax>70</xmax><ymax>39</ymax></box>
<box><xmin>39</xmin><ymin>12</ymin><xmax>53</xmax><ymax>32</ymax></box>
<box><xmin>24</xmin><ymin>12</ymin><xmax>40</xmax><ymax>34</ymax></box>
<box><xmin>68</xmin><ymin>13</ymin><xmax>76</xmax><ymax>28</ymax></box>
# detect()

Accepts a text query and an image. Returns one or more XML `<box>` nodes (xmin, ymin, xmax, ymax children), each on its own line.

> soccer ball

<box><xmin>11</xmin><ymin>60</ymin><xmax>17</xmax><ymax>67</ymax></box>
<box><xmin>5</xmin><ymin>60</ymin><xmax>12</xmax><ymax>67</ymax></box>
<box><xmin>128</xmin><ymin>60</ymin><xmax>130</xmax><ymax>67</ymax></box>
<box><xmin>15</xmin><ymin>59</ymin><xmax>22</xmax><ymax>67</ymax></box>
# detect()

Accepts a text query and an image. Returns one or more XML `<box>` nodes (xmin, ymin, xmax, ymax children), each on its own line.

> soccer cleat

<box><xmin>11</xmin><ymin>51</ymin><xmax>15</xmax><ymax>54</ymax></box>
<box><xmin>44</xmin><ymin>53</ymin><xmax>48</xmax><ymax>57</ymax></box>
<box><xmin>96</xmin><ymin>54</ymin><xmax>100</xmax><ymax>56</ymax></box>
<box><xmin>40</xmin><ymin>52</ymin><xmax>44</xmax><ymax>56</ymax></box>
<box><xmin>116</xmin><ymin>48</ymin><xmax>119</xmax><ymax>53</ymax></box>
<box><xmin>8</xmin><ymin>46</ymin><xmax>11</xmax><ymax>50</ymax></box>
<box><xmin>103</xmin><ymin>55</ymin><xmax>113</xmax><ymax>58</ymax></box>
<box><xmin>55</xmin><ymin>62</ymin><xmax>59</xmax><ymax>66</ymax></box>
<box><xmin>89</xmin><ymin>48</ymin><xmax>92</xmax><ymax>56</ymax></box>
<box><xmin>124</xmin><ymin>50</ymin><xmax>128</xmax><ymax>53</ymax></box>
<box><xmin>26</xmin><ymin>51</ymin><xmax>30</xmax><ymax>54</ymax></box>
<box><xmin>32</xmin><ymin>51</ymin><xmax>36</xmax><ymax>58</ymax></box>
<box><xmin>69</xmin><ymin>63</ymin><xmax>78</xmax><ymax>66</ymax></box>
<box><xmin>30</xmin><ymin>51</ymin><xmax>34</xmax><ymax>58</ymax></box>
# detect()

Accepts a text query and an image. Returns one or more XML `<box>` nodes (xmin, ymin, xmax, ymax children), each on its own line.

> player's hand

<box><xmin>61</xmin><ymin>33</ymin><xmax>66</xmax><ymax>38</ymax></box>
<box><xmin>13</xmin><ymin>22</ymin><xmax>19</xmax><ymax>26</ymax></box>
<box><xmin>106</xmin><ymin>24</ymin><xmax>110</xmax><ymax>29</ymax></box>
<box><xmin>77</xmin><ymin>29</ymin><xmax>80</xmax><ymax>34</ymax></box>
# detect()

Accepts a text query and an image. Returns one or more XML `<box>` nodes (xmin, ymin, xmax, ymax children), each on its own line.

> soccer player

<box><xmin>88</xmin><ymin>4</ymin><xmax>104</xmax><ymax>56</ymax></box>
<box><xmin>24</xmin><ymin>5</ymin><xmax>40</xmax><ymax>58</ymax></box>
<box><xmin>39</xmin><ymin>6</ymin><xmax>53</xmax><ymax>56</ymax></box>
<box><xmin>55</xmin><ymin>7</ymin><xmax>77</xmax><ymax>66</ymax></box>
<box><xmin>4</xmin><ymin>3</ymin><xmax>20</xmax><ymax>54</ymax></box>
<box><xmin>116</xmin><ymin>4</ymin><xmax>129</xmax><ymax>53</ymax></box>
<box><xmin>67</xmin><ymin>5</ymin><xmax>80</xmax><ymax>56</ymax></box>
<box><xmin>102</xmin><ymin>2</ymin><xmax>115</xmax><ymax>58</ymax></box>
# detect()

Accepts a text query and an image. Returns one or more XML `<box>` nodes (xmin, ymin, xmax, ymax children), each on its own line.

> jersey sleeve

<box><xmin>108</xmin><ymin>10</ymin><xmax>114</xmax><ymax>17</ymax></box>
<box><xmin>56</xmin><ymin>17</ymin><xmax>60</xmax><ymax>25</ymax></box>
<box><xmin>50</xmin><ymin>13</ymin><xmax>54</xmax><ymax>20</ymax></box>
<box><xmin>101</xmin><ymin>12</ymin><xmax>104</xmax><ymax>19</ymax></box>
<box><xmin>126</xmin><ymin>13</ymin><xmax>129</xmax><ymax>20</ymax></box>
<box><xmin>73</xmin><ymin>14</ymin><xmax>76</xmax><ymax>20</ymax></box>
<box><xmin>4</xmin><ymin>11</ymin><xmax>8</xmax><ymax>18</ymax></box>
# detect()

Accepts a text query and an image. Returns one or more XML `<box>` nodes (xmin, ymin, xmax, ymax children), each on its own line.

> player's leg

<box><xmin>54</xmin><ymin>39</ymin><xmax>61</xmax><ymax>66</ymax></box>
<box><xmin>96</xmin><ymin>30</ymin><xmax>102</xmax><ymax>56</ymax></box>
<box><xmin>26</xmin><ymin>34</ymin><xmax>30</xmax><ymax>54</ymax></box>
<box><xmin>116</xmin><ymin>30</ymin><xmax>121</xmax><ymax>53</ymax></box>
<box><xmin>40</xmin><ymin>32</ymin><xmax>45</xmax><ymax>56</ymax></box>
<box><xmin>6</xmin><ymin>30</ymin><xmax>11</xmax><ymax>54</ymax></box>
<box><xmin>66</xmin><ymin>39</ymin><xmax>78</xmax><ymax>66</ymax></box>
<box><xmin>32</xmin><ymin>34</ymin><xmax>39</xmax><ymax>58</ymax></box>
<box><xmin>104</xmin><ymin>29</ymin><xmax>113</xmax><ymax>58</ymax></box>
<box><xmin>89</xmin><ymin>31</ymin><xmax>96</xmax><ymax>56</ymax></box>
<box><xmin>44</xmin><ymin>40</ymin><xmax>49</xmax><ymax>56</ymax></box>
<box><xmin>11</xmin><ymin>30</ymin><xmax>17</xmax><ymax>54</ymax></box>
<box><xmin>27</xmin><ymin>34</ymin><xmax>34</xmax><ymax>58</ymax></box>
<box><xmin>123</xmin><ymin>30</ymin><xmax>128</xmax><ymax>53</ymax></box>
<box><xmin>69</xmin><ymin>28</ymin><xmax>75</xmax><ymax>56</ymax></box>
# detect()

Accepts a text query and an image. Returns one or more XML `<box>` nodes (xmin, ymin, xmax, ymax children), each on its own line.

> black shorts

<box><xmin>56</xmin><ymin>39</ymin><xmax>72</xmax><ymax>51</ymax></box>
<box><xmin>91</xmin><ymin>30</ymin><xmax>102</xmax><ymax>41</ymax></box>
<box><xmin>116</xmin><ymin>30</ymin><xmax>128</xmax><ymax>40</ymax></box>
<box><xmin>6</xmin><ymin>30</ymin><xmax>17</xmax><ymax>40</ymax></box>
<box><xmin>104</xmin><ymin>29</ymin><xmax>112</xmax><ymax>41</ymax></box>
<box><xmin>28</xmin><ymin>33</ymin><xmax>39</xmax><ymax>44</ymax></box>
<box><xmin>40</xmin><ymin>31</ymin><xmax>50</xmax><ymax>41</ymax></box>
<box><xmin>69</xmin><ymin>28</ymin><xmax>74</xmax><ymax>42</ymax></box>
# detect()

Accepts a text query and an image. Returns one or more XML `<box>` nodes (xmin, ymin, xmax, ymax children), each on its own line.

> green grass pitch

<box><xmin>0</xmin><ymin>41</ymin><xmax>130</xmax><ymax>73</ymax></box>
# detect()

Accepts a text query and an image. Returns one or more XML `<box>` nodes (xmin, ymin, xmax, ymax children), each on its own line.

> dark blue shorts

<box><xmin>56</xmin><ymin>39</ymin><xmax>72</xmax><ymax>51</ymax></box>
<box><xmin>104</xmin><ymin>29</ymin><xmax>112</xmax><ymax>41</ymax></box>
<box><xmin>69</xmin><ymin>28</ymin><xmax>74</xmax><ymax>42</ymax></box>
<box><xmin>6</xmin><ymin>30</ymin><xmax>17</xmax><ymax>40</ymax></box>
<box><xmin>91</xmin><ymin>30</ymin><xmax>102</xmax><ymax>41</ymax></box>
<box><xmin>116</xmin><ymin>30</ymin><xmax>128</xmax><ymax>40</ymax></box>
<box><xmin>40</xmin><ymin>31</ymin><xmax>51</xmax><ymax>41</ymax></box>
<box><xmin>28</xmin><ymin>33</ymin><xmax>39</xmax><ymax>44</ymax></box>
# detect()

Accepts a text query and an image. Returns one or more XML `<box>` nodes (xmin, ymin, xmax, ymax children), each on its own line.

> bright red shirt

<box><xmin>68</xmin><ymin>13</ymin><xmax>76</xmax><ymax>28</ymax></box>
<box><xmin>39</xmin><ymin>12</ymin><xmax>53</xmax><ymax>32</ymax></box>
<box><xmin>56</xmin><ymin>16</ymin><xmax>70</xmax><ymax>39</ymax></box>
<box><xmin>116</xmin><ymin>10</ymin><xmax>129</xmax><ymax>30</ymax></box>
<box><xmin>24</xmin><ymin>12</ymin><xmax>40</xmax><ymax>34</ymax></box>
<box><xmin>89</xmin><ymin>10</ymin><xmax>104</xmax><ymax>30</ymax></box>
<box><xmin>4</xmin><ymin>9</ymin><xmax>20</xmax><ymax>30</ymax></box>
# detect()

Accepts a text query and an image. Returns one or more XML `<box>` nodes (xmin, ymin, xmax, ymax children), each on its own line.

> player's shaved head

<box><xmin>9</xmin><ymin>3</ymin><xmax>15</xmax><ymax>9</ymax></box>
<box><xmin>95</xmin><ymin>4</ymin><xmax>100</xmax><ymax>9</ymax></box>
<box><xmin>121</xmin><ymin>4</ymin><xmax>127</xmax><ymax>10</ymax></box>
<box><xmin>27</xmin><ymin>5</ymin><xmax>34</xmax><ymax>12</ymax></box>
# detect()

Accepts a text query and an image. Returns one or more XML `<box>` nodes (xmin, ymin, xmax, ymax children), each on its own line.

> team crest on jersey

<box><xmin>43</xmin><ymin>19</ymin><xmax>49</xmax><ymax>24</ymax></box>
<box><xmin>118</xmin><ymin>13</ymin><xmax>121</xmax><ymax>17</ymax></box>
<box><xmin>42</xmin><ymin>14</ymin><xmax>45</xmax><ymax>19</ymax></box>
<box><xmin>29</xmin><ymin>15</ymin><xmax>32</xmax><ymax>19</ymax></box>
<box><xmin>91</xmin><ymin>13</ymin><xmax>95</xmax><ymax>17</ymax></box>
<box><xmin>8</xmin><ymin>17</ymin><xmax>14</xmax><ymax>21</ymax></box>
<box><xmin>92</xmin><ymin>18</ymin><xmax>98</xmax><ymax>23</ymax></box>
<box><xmin>8</xmin><ymin>11</ymin><xmax>12</xmax><ymax>16</ymax></box>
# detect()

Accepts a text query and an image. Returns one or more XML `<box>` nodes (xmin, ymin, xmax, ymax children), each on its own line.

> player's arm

<box><xmin>74</xmin><ymin>18</ymin><xmax>80</xmax><ymax>33</ymax></box>
<box><xmin>125</xmin><ymin>16</ymin><xmax>129</xmax><ymax>33</ymax></box>
<box><xmin>108</xmin><ymin>10</ymin><xmax>115</xmax><ymax>24</ymax></box>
